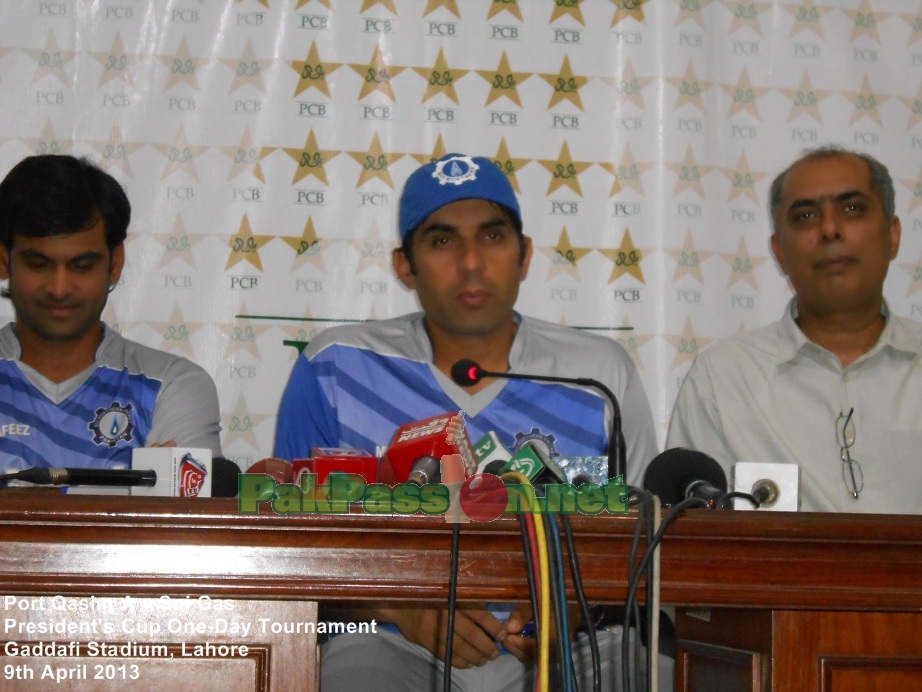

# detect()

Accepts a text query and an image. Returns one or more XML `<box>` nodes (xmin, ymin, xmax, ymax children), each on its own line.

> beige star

<box><xmin>900</xmin><ymin>169</ymin><xmax>922</xmax><ymax>213</ymax></box>
<box><xmin>666</xmin><ymin>317</ymin><xmax>711</xmax><ymax>369</ymax></box>
<box><xmin>723</xmin><ymin>152</ymin><xmax>766</xmax><ymax>205</ymax></box>
<box><xmin>899</xmin><ymin>253</ymin><xmax>922</xmax><ymax>297</ymax></box>
<box><xmin>92</xmin><ymin>33</ymin><xmax>143</xmax><ymax>87</ymax></box>
<box><xmin>101</xmin><ymin>302</ymin><xmax>124</xmax><ymax>334</ymax></box>
<box><xmin>350</xmin><ymin>222</ymin><xmax>395</xmax><ymax>275</ymax></box>
<box><xmin>24</xmin><ymin>33</ymin><xmax>78</xmax><ymax>87</ymax></box>
<box><xmin>159</xmin><ymin>37</ymin><xmax>206</xmax><ymax>91</ymax></box>
<box><xmin>153</xmin><ymin>216</ymin><xmax>210</xmax><ymax>270</ymax></box>
<box><xmin>723</xmin><ymin>67</ymin><xmax>765</xmax><ymax>119</ymax></box>
<box><xmin>236</xmin><ymin>0</ymin><xmax>268</xmax><ymax>6</ymax></box>
<box><xmin>222</xmin><ymin>394</ymin><xmax>271</xmax><ymax>451</ymax></box>
<box><xmin>217</xmin><ymin>127</ymin><xmax>273</xmax><ymax>183</ymax></box>
<box><xmin>667</xmin><ymin>146</ymin><xmax>712</xmax><ymax>199</ymax></box>
<box><xmin>290</xmin><ymin>42</ymin><xmax>342</xmax><ymax>98</ymax></box>
<box><xmin>784</xmin><ymin>2</ymin><xmax>830</xmax><ymax>39</ymax></box>
<box><xmin>668</xmin><ymin>62</ymin><xmax>711</xmax><ymax>112</ymax></box>
<box><xmin>845</xmin><ymin>74</ymin><xmax>885</xmax><ymax>127</ymax></box>
<box><xmin>611</xmin><ymin>318</ymin><xmax>651</xmax><ymax>369</ymax></box>
<box><xmin>282</xmin><ymin>218</ymin><xmax>327</xmax><ymax>271</ymax></box>
<box><xmin>347</xmin><ymin>132</ymin><xmax>405</xmax><ymax>188</ymax></box>
<box><xmin>721</xmin><ymin>236</ymin><xmax>766</xmax><ymax>289</ymax></box>
<box><xmin>223</xmin><ymin>315</ymin><xmax>270</xmax><ymax>360</ymax></box>
<box><xmin>540</xmin><ymin>227</ymin><xmax>593</xmax><ymax>281</ymax></box>
<box><xmin>360</xmin><ymin>0</ymin><xmax>397</xmax><ymax>12</ymax></box>
<box><xmin>151</xmin><ymin>304</ymin><xmax>206</xmax><ymax>358</ymax></box>
<box><xmin>476</xmin><ymin>51</ymin><xmax>532</xmax><ymax>108</ymax></box>
<box><xmin>598</xmin><ymin>229</ymin><xmax>645</xmax><ymax>284</ymax></box>
<box><xmin>782</xmin><ymin>71</ymin><xmax>830</xmax><ymax>124</ymax></box>
<box><xmin>491</xmin><ymin>138</ymin><xmax>531</xmax><ymax>195</ymax></box>
<box><xmin>22</xmin><ymin>119</ymin><xmax>72</xmax><ymax>159</ymax></box>
<box><xmin>154</xmin><ymin>126</ymin><xmax>208</xmax><ymax>181</ymax></box>
<box><xmin>226</xmin><ymin>214</ymin><xmax>274</xmax><ymax>271</ymax></box>
<box><xmin>538</xmin><ymin>141</ymin><xmax>593</xmax><ymax>196</ymax></box>
<box><xmin>351</xmin><ymin>45</ymin><xmax>406</xmax><ymax>101</ymax></box>
<box><xmin>280</xmin><ymin>307</ymin><xmax>318</xmax><ymax>359</ymax></box>
<box><xmin>899</xmin><ymin>83</ymin><xmax>922</xmax><ymax>130</ymax></box>
<box><xmin>487</xmin><ymin>0</ymin><xmax>523</xmax><ymax>21</ymax></box>
<box><xmin>540</xmin><ymin>55</ymin><xmax>588</xmax><ymax>110</ymax></box>
<box><xmin>414</xmin><ymin>47</ymin><xmax>469</xmax><ymax>104</ymax></box>
<box><xmin>549</xmin><ymin>0</ymin><xmax>585</xmax><ymax>24</ymax></box>
<box><xmin>844</xmin><ymin>0</ymin><xmax>884</xmax><ymax>44</ymax></box>
<box><xmin>727</xmin><ymin>1</ymin><xmax>771</xmax><ymax>35</ymax></box>
<box><xmin>666</xmin><ymin>231</ymin><xmax>712</xmax><ymax>284</ymax></box>
<box><xmin>223</xmin><ymin>40</ymin><xmax>269</xmax><ymax>94</ymax></box>
<box><xmin>609</xmin><ymin>0</ymin><xmax>647</xmax><ymax>27</ymax></box>
<box><xmin>900</xmin><ymin>12</ymin><xmax>922</xmax><ymax>48</ymax></box>
<box><xmin>598</xmin><ymin>144</ymin><xmax>652</xmax><ymax>196</ymax></box>
<box><xmin>89</xmin><ymin>124</ymin><xmax>143</xmax><ymax>177</ymax></box>
<box><xmin>410</xmin><ymin>134</ymin><xmax>450</xmax><ymax>166</ymax></box>
<box><xmin>298</xmin><ymin>0</ymin><xmax>332</xmax><ymax>7</ymax></box>
<box><xmin>424</xmin><ymin>0</ymin><xmax>460</xmax><ymax>17</ymax></box>
<box><xmin>602</xmin><ymin>60</ymin><xmax>652</xmax><ymax>112</ymax></box>
<box><xmin>674</xmin><ymin>0</ymin><xmax>714</xmax><ymax>28</ymax></box>
<box><xmin>284</xmin><ymin>129</ymin><xmax>340</xmax><ymax>186</ymax></box>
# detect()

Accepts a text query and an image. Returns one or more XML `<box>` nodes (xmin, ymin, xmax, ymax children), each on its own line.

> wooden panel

<box><xmin>679</xmin><ymin>641</ymin><xmax>761</xmax><ymax>692</ymax></box>
<box><xmin>0</xmin><ymin>597</ymin><xmax>316</xmax><ymax>692</ymax></box>
<box><xmin>821</xmin><ymin>658</ymin><xmax>922</xmax><ymax>692</ymax></box>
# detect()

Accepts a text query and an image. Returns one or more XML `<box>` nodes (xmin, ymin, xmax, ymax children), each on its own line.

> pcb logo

<box><xmin>89</xmin><ymin>403</ymin><xmax>134</xmax><ymax>447</ymax></box>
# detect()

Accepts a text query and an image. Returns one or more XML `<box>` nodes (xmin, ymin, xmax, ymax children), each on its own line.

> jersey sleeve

<box><xmin>147</xmin><ymin>360</ymin><xmax>223</xmax><ymax>456</ymax></box>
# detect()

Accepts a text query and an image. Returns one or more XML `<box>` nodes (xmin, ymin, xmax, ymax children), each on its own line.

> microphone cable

<box><xmin>561</xmin><ymin>513</ymin><xmax>601</xmax><ymax>692</ymax></box>
<box><xmin>442</xmin><ymin>521</ymin><xmax>461</xmax><ymax>692</ymax></box>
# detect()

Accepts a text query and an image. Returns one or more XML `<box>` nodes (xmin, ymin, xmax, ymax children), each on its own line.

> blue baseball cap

<box><xmin>398</xmin><ymin>153</ymin><xmax>521</xmax><ymax>241</ymax></box>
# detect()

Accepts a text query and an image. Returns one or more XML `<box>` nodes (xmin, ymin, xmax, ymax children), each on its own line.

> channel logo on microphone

<box><xmin>179</xmin><ymin>453</ymin><xmax>208</xmax><ymax>497</ymax></box>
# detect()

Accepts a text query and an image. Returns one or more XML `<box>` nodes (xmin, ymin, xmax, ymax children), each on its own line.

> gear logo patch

<box><xmin>432</xmin><ymin>154</ymin><xmax>479</xmax><ymax>186</ymax></box>
<box><xmin>89</xmin><ymin>403</ymin><xmax>134</xmax><ymax>447</ymax></box>
<box><xmin>512</xmin><ymin>428</ymin><xmax>559</xmax><ymax>458</ymax></box>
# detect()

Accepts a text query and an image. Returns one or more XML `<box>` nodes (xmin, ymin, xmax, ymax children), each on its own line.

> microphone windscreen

<box><xmin>450</xmin><ymin>359</ymin><xmax>481</xmax><ymax>387</ymax></box>
<box><xmin>482</xmin><ymin>459</ymin><xmax>508</xmax><ymax>476</ymax></box>
<box><xmin>212</xmin><ymin>457</ymin><xmax>242</xmax><ymax>497</ymax></box>
<box><xmin>642</xmin><ymin>448</ymin><xmax>727</xmax><ymax>506</ymax></box>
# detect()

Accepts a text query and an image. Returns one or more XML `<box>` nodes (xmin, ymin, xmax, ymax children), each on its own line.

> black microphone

<box><xmin>2</xmin><ymin>467</ymin><xmax>157</xmax><ymax>488</ymax></box>
<box><xmin>450</xmin><ymin>359</ymin><xmax>626</xmax><ymax>482</ymax></box>
<box><xmin>406</xmin><ymin>455</ymin><xmax>441</xmax><ymax>486</ymax></box>
<box><xmin>212</xmin><ymin>457</ymin><xmax>241</xmax><ymax>498</ymax></box>
<box><xmin>642</xmin><ymin>448</ymin><xmax>728</xmax><ymax>509</ymax></box>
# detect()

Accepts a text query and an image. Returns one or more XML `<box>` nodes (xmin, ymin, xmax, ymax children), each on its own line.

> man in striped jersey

<box><xmin>0</xmin><ymin>154</ymin><xmax>221</xmax><ymax>472</ymax></box>
<box><xmin>275</xmin><ymin>153</ymin><xmax>659</xmax><ymax>691</ymax></box>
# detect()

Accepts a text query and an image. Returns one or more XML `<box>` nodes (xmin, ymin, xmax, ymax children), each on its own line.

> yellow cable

<box><xmin>501</xmin><ymin>472</ymin><xmax>550</xmax><ymax>692</ymax></box>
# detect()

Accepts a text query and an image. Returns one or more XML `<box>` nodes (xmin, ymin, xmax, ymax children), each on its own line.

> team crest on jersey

<box><xmin>89</xmin><ymin>403</ymin><xmax>135</xmax><ymax>447</ymax></box>
<box><xmin>512</xmin><ymin>428</ymin><xmax>559</xmax><ymax>458</ymax></box>
<box><xmin>432</xmin><ymin>155</ymin><xmax>479</xmax><ymax>186</ymax></box>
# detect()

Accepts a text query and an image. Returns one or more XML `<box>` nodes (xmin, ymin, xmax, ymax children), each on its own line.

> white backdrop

<box><xmin>1</xmin><ymin>0</ymin><xmax>921</xmax><ymax>469</ymax></box>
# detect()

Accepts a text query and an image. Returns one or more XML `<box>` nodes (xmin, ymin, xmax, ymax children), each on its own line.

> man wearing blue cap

<box><xmin>274</xmin><ymin>153</ymin><xmax>658</xmax><ymax>690</ymax></box>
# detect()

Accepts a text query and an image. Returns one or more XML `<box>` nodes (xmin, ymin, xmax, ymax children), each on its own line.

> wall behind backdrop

<box><xmin>1</xmin><ymin>0</ymin><xmax>921</xmax><ymax>469</ymax></box>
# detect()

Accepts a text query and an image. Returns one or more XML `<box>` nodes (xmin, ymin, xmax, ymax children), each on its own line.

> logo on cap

<box><xmin>432</xmin><ymin>155</ymin><xmax>479</xmax><ymax>186</ymax></box>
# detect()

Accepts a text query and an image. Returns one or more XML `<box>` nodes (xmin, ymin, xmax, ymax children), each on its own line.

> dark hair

<box><xmin>0</xmin><ymin>154</ymin><xmax>130</xmax><ymax>251</ymax></box>
<box><xmin>396</xmin><ymin>201</ymin><xmax>525</xmax><ymax>274</ymax></box>
<box><xmin>768</xmin><ymin>145</ymin><xmax>895</xmax><ymax>235</ymax></box>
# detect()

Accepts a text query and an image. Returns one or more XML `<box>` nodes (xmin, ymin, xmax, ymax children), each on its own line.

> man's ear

<box><xmin>109</xmin><ymin>243</ymin><xmax>125</xmax><ymax>285</ymax></box>
<box><xmin>519</xmin><ymin>236</ymin><xmax>533</xmax><ymax>281</ymax></box>
<box><xmin>0</xmin><ymin>245</ymin><xmax>9</xmax><ymax>282</ymax></box>
<box><xmin>770</xmin><ymin>232</ymin><xmax>787</xmax><ymax>277</ymax></box>
<box><xmin>392</xmin><ymin>247</ymin><xmax>415</xmax><ymax>289</ymax></box>
<box><xmin>889</xmin><ymin>216</ymin><xmax>902</xmax><ymax>260</ymax></box>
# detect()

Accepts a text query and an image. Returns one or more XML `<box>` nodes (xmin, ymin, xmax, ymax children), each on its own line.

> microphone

<box><xmin>2</xmin><ymin>467</ymin><xmax>156</xmax><ymax>488</ymax></box>
<box><xmin>406</xmin><ymin>455</ymin><xmax>441</xmax><ymax>485</ymax></box>
<box><xmin>450</xmin><ymin>359</ymin><xmax>626</xmax><ymax>482</ymax></box>
<box><xmin>642</xmin><ymin>448</ymin><xmax>728</xmax><ymax>509</ymax></box>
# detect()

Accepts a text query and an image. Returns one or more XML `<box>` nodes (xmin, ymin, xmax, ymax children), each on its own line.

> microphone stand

<box><xmin>452</xmin><ymin>360</ymin><xmax>626</xmax><ymax>482</ymax></box>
